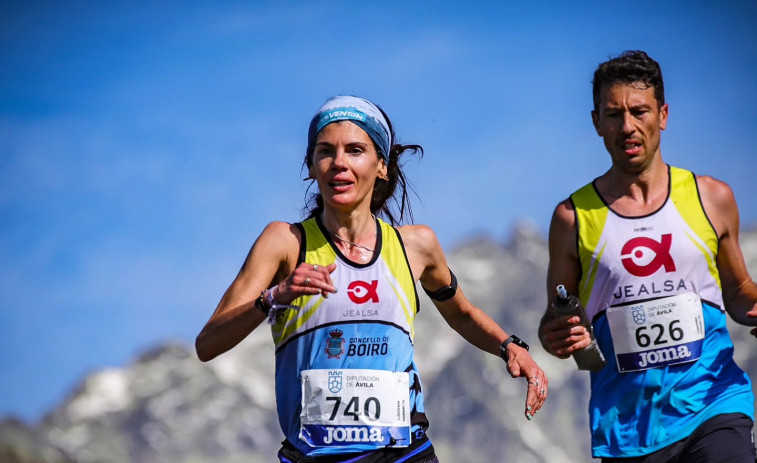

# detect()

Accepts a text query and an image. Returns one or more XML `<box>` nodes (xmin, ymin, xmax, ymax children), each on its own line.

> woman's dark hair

<box><xmin>592</xmin><ymin>50</ymin><xmax>665</xmax><ymax>111</ymax></box>
<box><xmin>302</xmin><ymin>105</ymin><xmax>422</xmax><ymax>226</ymax></box>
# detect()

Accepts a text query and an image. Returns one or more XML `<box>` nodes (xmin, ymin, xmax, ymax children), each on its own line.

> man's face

<box><xmin>591</xmin><ymin>83</ymin><xmax>668</xmax><ymax>174</ymax></box>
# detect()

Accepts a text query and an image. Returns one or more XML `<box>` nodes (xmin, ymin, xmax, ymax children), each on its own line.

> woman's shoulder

<box><xmin>261</xmin><ymin>220</ymin><xmax>300</xmax><ymax>234</ymax></box>
<box><xmin>396</xmin><ymin>223</ymin><xmax>440</xmax><ymax>253</ymax></box>
<box><xmin>396</xmin><ymin>222</ymin><xmax>435</xmax><ymax>238</ymax></box>
<box><xmin>257</xmin><ymin>220</ymin><xmax>303</xmax><ymax>249</ymax></box>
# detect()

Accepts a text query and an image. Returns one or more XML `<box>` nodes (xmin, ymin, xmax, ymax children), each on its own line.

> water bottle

<box><xmin>552</xmin><ymin>285</ymin><xmax>606</xmax><ymax>371</ymax></box>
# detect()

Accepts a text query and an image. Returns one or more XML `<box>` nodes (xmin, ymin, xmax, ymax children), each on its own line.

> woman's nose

<box><xmin>333</xmin><ymin>147</ymin><xmax>346</xmax><ymax>167</ymax></box>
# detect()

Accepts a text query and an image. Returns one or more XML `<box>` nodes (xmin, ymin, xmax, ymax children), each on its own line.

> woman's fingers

<box><xmin>524</xmin><ymin>371</ymin><xmax>548</xmax><ymax>420</ymax></box>
<box><xmin>278</xmin><ymin>262</ymin><xmax>338</xmax><ymax>301</ymax></box>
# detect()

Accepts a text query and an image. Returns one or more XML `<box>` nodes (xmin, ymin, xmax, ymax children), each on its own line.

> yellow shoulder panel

<box><xmin>668</xmin><ymin>166</ymin><xmax>720</xmax><ymax>289</ymax></box>
<box><xmin>571</xmin><ymin>183</ymin><xmax>610</xmax><ymax>307</ymax></box>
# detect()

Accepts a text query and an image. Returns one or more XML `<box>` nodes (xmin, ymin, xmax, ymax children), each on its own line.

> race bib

<box><xmin>299</xmin><ymin>369</ymin><xmax>411</xmax><ymax>448</ymax></box>
<box><xmin>606</xmin><ymin>292</ymin><xmax>705</xmax><ymax>372</ymax></box>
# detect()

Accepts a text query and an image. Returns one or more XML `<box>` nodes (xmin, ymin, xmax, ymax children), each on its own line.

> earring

<box><xmin>379</xmin><ymin>174</ymin><xmax>389</xmax><ymax>181</ymax></box>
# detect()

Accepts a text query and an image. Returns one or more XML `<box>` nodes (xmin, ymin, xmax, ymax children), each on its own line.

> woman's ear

<box><xmin>377</xmin><ymin>159</ymin><xmax>388</xmax><ymax>181</ymax></box>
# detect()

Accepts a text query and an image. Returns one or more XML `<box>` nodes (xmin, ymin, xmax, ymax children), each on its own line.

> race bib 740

<box><xmin>299</xmin><ymin>369</ymin><xmax>411</xmax><ymax>448</ymax></box>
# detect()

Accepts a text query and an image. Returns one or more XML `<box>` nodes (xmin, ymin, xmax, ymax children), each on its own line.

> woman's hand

<box><xmin>503</xmin><ymin>344</ymin><xmax>549</xmax><ymax>420</ymax></box>
<box><xmin>275</xmin><ymin>262</ymin><xmax>338</xmax><ymax>304</ymax></box>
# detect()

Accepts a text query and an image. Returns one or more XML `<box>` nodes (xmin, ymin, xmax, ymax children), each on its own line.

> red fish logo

<box><xmin>347</xmin><ymin>280</ymin><xmax>379</xmax><ymax>304</ymax></box>
<box><xmin>621</xmin><ymin>234</ymin><xmax>676</xmax><ymax>277</ymax></box>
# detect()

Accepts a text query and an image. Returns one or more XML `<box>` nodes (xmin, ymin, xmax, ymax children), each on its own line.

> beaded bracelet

<box><xmin>256</xmin><ymin>285</ymin><xmax>299</xmax><ymax>324</ymax></box>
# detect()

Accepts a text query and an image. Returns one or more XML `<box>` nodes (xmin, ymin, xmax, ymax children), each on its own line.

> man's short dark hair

<box><xmin>592</xmin><ymin>50</ymin><xmax>665</xmax><ymax>111</ymax></box>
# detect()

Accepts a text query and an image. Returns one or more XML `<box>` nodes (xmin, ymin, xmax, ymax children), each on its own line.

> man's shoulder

<box><xmin>549</xmin><ymin>198</ymin><xmax>577</xmax><ymax>239</ymax></box>
<box><xmin>695</xmin><ymin>174</ymin><xmax>736</xmax><ymax>212</ymax></box>
<box><xmin>694</xmin><ymin>173</ymin><xmax>732</xmax><ymax>193</ymax></box>
<box><xmin>549</xmin><ymin>180</ymin><xmax>596</xmax><ymax>233</ymax></box>
<box><xmin>568</xmin><ymin>179</ymin><xmax>604</xmax><ymax>211</ymax></box>
<box><xmin>670</xmin><ymin>164</ymin><xmax>728</xmax><ymax>191</ymax></box>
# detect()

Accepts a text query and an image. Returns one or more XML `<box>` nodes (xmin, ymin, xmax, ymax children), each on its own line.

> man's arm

<box><xmin>538</xmin><ymin>199</ymin><xmax>594</xmax><ymax>356</ymax></box>
<box><xmin>699</xmin><ymin>176</ymin><xmax>757</xmax><ymax>334</ymax></box>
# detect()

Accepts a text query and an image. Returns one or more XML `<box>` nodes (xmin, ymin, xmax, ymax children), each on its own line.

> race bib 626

<box><xmin>607</xmin><ymin>292</ymin><xmax>705</xmax><ymax>372</ymax></box>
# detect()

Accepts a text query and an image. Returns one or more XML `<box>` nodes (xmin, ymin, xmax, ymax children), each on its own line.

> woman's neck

<box><xmin>320</xmin><ymin>208</ymin><xmax>378</xmax><ymax>262</ymax></box>
<box><xmin>320</xmin><ymin>208</ymin><xmax>376</xmax><ymax>242</ymax></box>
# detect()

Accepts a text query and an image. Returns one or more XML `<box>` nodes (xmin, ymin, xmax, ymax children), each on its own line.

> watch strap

<box><xmin>499</xmin><ymin>335</ymin><xmax>529</xmax><ymax>361</ymax></box>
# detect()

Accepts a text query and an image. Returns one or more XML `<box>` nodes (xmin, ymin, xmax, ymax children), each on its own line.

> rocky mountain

<box><xmin>3</xmin><ymin>223</ymin><xmax>756</xmax><ymax>463</ymax></box>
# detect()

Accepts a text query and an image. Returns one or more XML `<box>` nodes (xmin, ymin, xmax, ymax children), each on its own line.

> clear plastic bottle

<box><xmin>552</xmin><ymin>285</ymin><xmax>606</xmax><ymax>371</ymax></box>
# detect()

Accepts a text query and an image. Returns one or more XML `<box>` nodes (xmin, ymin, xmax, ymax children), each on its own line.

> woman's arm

<box><xmin>195</xmin><ymin>221</ymin><xmax>301</xmax><ymax>361</ymax></box>
<box><xmin>399</xmin><ymin>224</ymin><xmax>548</xmax><ymax>419</ymax></box>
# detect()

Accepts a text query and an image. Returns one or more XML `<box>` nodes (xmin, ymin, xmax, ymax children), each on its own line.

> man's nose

<box><xmin>621</xmin><ymin>112</ymin><xmax>635</xmax><ymax>134</ymax></box>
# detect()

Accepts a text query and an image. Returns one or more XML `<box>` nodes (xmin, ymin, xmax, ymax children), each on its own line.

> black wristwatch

<box><xmin>254</xmin><ymin>291</ymin><xmax>271</xmax><ymax>316</ymax></box>
<box><xmin>499</xmin><ymin>335</ymin><xmax>529</xmax><ymax>361</ymax></box>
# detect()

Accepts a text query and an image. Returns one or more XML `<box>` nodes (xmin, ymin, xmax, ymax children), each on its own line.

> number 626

<box><xmin>635</xmin><ymin>320</ymin><xmax>683</xmax><ymax>347</ymax></box>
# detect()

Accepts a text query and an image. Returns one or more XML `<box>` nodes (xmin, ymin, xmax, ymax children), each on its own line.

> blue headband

<box><xmin>307</xmin><ymin>96</ymin><xmax>392</xmax><ymax>161</ymax></box>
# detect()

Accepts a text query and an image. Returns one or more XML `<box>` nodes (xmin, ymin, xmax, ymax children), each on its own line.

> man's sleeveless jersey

<box><xmin>571</xmin><ymin>165</ymin><xmax>754</xmax><ymax>458</ymax></box>
<box><xmin>271</xmin><ymin>216</ymin><xmax>428</xmax><ymax>457</ymax></box>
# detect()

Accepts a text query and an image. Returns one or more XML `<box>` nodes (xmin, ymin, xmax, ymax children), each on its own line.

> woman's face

<box><xmin>311</xmin><ymin>121</ymin><xmax>387</xmax><ymax>213</ymax></box>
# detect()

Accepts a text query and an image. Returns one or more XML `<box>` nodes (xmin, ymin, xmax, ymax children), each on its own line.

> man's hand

<box><xmin>540</xmin><ymin>315</ymin><xmax>592</xmax><ymax>358</ymax></box>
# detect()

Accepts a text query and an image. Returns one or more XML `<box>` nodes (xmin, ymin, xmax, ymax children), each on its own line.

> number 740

<box><xmin>326</xmin><ymin>396</ymin><xmax>381</xmax><ymax>421</ymax></box>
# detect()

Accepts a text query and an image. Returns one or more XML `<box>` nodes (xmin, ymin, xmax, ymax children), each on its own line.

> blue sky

<box><xmin>1</xmin><ymin>1</ymin><xmax>756</xmax><ymax>422</ymax></box>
